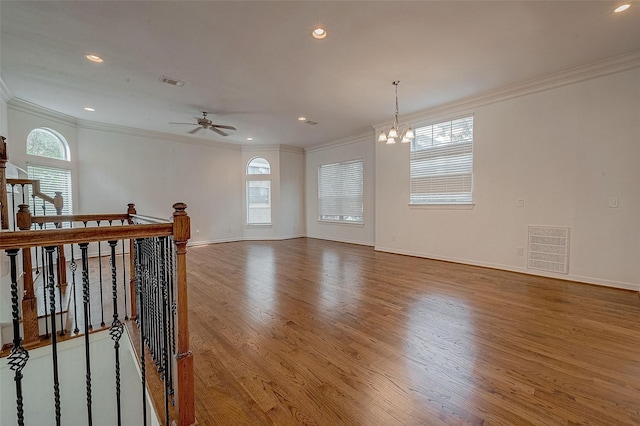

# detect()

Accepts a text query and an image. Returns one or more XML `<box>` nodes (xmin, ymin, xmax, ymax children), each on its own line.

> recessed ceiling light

<box><xmin>614</xmin><ymin>3</ymin><xmax>630</xmax><ymax>12</ymax></box>
<box><xmin>312</xmin><ymin>28</ymin><xmax>327</xmax><ymax>39</ymax></box>
<box><xmin>85</xmin><ymin>54</ymin><xmax>103</xmax><ymax>63</ymax></box>
<box><xmin>247</xmin><ymin>137</ymin><xmax>254</xmax><ymax>141</ymax></box>
<box><xmin>84</xmin><ymin>107</ymin><xmax>95</xmax><ymax>112</ymax></box>
<box><xmin>298</xmin><ymin>116</ymin><xmax>307</xmax><ymax>121</ymax></box>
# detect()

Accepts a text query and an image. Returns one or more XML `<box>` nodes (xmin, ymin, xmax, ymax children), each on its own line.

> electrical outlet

<box><xmin>516</xmin><ymin>247</ymin><xmax>524</xmax><ymax>256</ymax></box>
<box><xmin>516</xmin><ymin>199</ymin><xmax>525</xmax><ymax>208</ymax></box>
<box><xmin>608</xmin><ymin>197</ymin><xmax>619</xmax><ymax>208</ymax></box>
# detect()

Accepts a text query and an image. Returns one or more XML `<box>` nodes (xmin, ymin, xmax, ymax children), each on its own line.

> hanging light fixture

<box><xmin>378</xmin><ymin>81</ymin><xmax>414</xmax><ymax>144</ymax></box>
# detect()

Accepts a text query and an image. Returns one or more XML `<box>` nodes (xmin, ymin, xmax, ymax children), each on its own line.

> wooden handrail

<box><xmin>30</xmin><ymin>213</ymin><xmax>130</xmax><ymax>224</ymax></box>
<box><xmin>0</xmin><ymin>223</ymin><xmax>173</xmax><ymax>249</ymax></box>
<box><xmin>6</xmin><ymin>178</ymin><xmax>57</xmax><ymax>206</ymax></box>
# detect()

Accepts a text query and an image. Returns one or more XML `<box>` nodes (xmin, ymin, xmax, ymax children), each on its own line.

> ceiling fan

<box><xmin>170</xmin><ymin>112</ymin><xmax>237</xmax><ymax>136</ymax></box>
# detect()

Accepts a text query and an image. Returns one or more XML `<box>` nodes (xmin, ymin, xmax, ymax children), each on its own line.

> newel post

<box><xmin>17</xmin><ymin>204</ymin><xmax>39</xmax><ymax>343</ymax></box>
<box><xmin>173</xmin><ymin>202</ymin><xmax>195</xmax><ymax>426</ymax></box>
<box><xmin>127</xmin><ymin>203</ymin><xmax>137</xmax><ymax>319</ymax></box>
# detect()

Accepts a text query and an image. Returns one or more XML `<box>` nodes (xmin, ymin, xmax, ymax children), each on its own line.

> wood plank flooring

<box><xmin>186</xmin><ymin>238</ymin><xmax>640</xmax><ymax>425</ymax></box>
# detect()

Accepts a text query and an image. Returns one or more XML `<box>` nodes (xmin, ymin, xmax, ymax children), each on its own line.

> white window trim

<box><xmin>318</xmin><ymin>159</ymin><xmax>364</xmax><ymax>225</ymax></box>
<box><xmin>409</xmin><ymin>115</ymin><xmax>474</xmax><ymax>206</ymax></box>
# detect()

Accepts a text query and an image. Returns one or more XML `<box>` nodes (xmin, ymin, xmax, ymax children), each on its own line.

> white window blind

<box><xmin>27</xmin><ymin>164</ymin><xmax>73</xmax><ymax>215</ymax></box>
<box><xmin>247</xmin><ymin>180</ymin><xmax>271</xmax><ymax>224</ymax></box>
<box><xmin>410</xmin><ymin>116</ymin><xmax>473</xmax><ymax>204</ymax></box>
<box><xmin>318</xmin><ymin>159</ymin><xmax>363</xmax><ymax>223</ymax></box>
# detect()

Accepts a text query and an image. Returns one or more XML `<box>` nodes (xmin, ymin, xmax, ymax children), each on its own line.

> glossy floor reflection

<box><xmin>187</xmin><ymin>238</ymin><xmax>640</xmax><ymax>425</ymax></box>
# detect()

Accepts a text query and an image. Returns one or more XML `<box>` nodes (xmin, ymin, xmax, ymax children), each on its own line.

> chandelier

<box><xmin>377</xmin><ymin>81</ymin><xmax>414</xmax><ymax>144</ymax></box>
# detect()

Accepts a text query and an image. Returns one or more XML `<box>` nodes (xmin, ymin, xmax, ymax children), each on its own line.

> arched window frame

<box><xmin>26</xmin><ymin>127</ymin><xmax>71</xmax><ymax>161</ymax></box>
<box><xmin>246</xmin><ymin>157</ymin><xmax>271</xmax><ymax>225</ymax></box>
<box><xmin>25</xmin><ymin>127</ymin><xmax>73</xmax><ymax>216</ymax></box>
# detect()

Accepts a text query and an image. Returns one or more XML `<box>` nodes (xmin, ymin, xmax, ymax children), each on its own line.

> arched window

<box><xmin>26</xmin><ymin>128</ymin><xmax>70</xmax><ymax>161</ymax></box>
<box><xmin>247</xmin><ymin>157</ymin><xmax>271</xmax><ymax>175</ymax></box>
<box><xmin>25</xmin><ymin>128</ymin><xmax>73</xmax><ymax>216</ymax></box>
<box><xmin>246</xmin><ymin>157</ymin><xmax>271</xmax><ymax>224</ymax></box>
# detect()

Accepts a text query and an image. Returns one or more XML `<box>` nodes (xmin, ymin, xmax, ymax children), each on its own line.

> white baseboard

<box><xmin>374</xmin><ymin>246</ymin><xmax>639</xmax><ymax>292</ymax></box>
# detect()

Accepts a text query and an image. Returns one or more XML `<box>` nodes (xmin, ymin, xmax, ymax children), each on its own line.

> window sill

<box><xmin>246</xmin><ymin>223</ymin><xmax>272</xmax><ymax>227</ymax></box>
<box><xmin>409</xmin><ymin>203</ymin><xmax>475</xmax><ymax>210</ymax></box>
<box><xmin>318</xmin><ymin>220</ymin><xmax>365</xmax><ymax>228</ymax></box>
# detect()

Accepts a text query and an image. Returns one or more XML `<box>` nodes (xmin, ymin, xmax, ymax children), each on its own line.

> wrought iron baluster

<box><xmin>45</xmin><ymin>246</ymin><xmax>62</xmax><ymax>425</ymax></box>
<box><xmin>159</xmin><ymin>237</ymin><xmax>171</xmax><ymax>423</ymax></box>
<box><xmin>169</xmin><ymin>236</ymin><xmax>176</xmax><ymax>356</ymax></box>
<box><xmin>32</xmin><ymin>195</ymin><xmax>40</xmax><ymax>273</ymax></box>
<box><xmin>79</xmin><ymin>242</ymin><xmax>93</xmax><ymax>425</ymax></box>
<box><xmin>134</xmin><ymin>239</ymin><xmax>148</xmax><ymax>426</ymax></box>
<box><xmin>83</xmin><ymin>221</ymin><xmax>93</xmax><ymax>329</ymax></box>
<box><xmin>108</xmin><ymin>240</ymin><xmax>124</xmax><ymax>426</ymax></box>
<box><xmin>6</xmin><ymin>249</ymin><xmax>30</xmax><ymax>426</ymax></box>
<box><xmin>42</xmin><ymin>245</ymin><xmax>50</xmax><ymax>339</ymax></box>
<box><xmin>70</xmin><ymin>224</ymin><xmax>80</xmax><ymax>334</ymax></box>
<box><xmin>121</xmin><ymin>224</ymin><xmax>128</xmax><ymax>320</ymax></box>
<box><xmin>97</xmin><ymin>221</ymin><xmax>105</xmax><ymax>327</ymax></box>
<box><xmin>56</xmin><ymin>246</ymin><xmax>65</xmax><ymax>336</ymax></box>
<box><xmin>10</xmin><ymin>183</ymin><xmax>16</xmax><ymax>230</ymax></box>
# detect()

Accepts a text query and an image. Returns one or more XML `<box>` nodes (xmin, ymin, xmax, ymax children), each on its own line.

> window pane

<box><xmin>26</xmin><ymin>128</ymin><xmax>68</xmax><ymax>160</ymax></box>
<box><xmin>318</xmin><ymin>159</ymin><xmax>363</xmax><ymax>223</ymax></box>
<box><xmin>410</xmin><ymin>116</ymin><xmax>473</xmax><ymax>204</ymax></box>
<box><xmin>247</xmin><ymin>180</ymin><xmax>271</xmax><ymax>224</ymax></box>
<box><xmin>27</xmin><ymin>164</ymin><xmax>73</xmax><ymax>218</ymax></box>
<box><xmin>247</xmin><ymin>157</ymin><xmax>271</xmax><ymax>175</ymax></box>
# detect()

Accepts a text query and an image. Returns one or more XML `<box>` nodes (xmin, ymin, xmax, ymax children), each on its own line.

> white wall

<box><xmin>375</xmin><ymin>67</ymin><xmax>640</xmax><ymax>290</ymax></box>
<box><xmin>1</xmin><ymin>329</ymin><xmax>158</xmax><ymax>426</ymax></box>
<box><xmin>279</xmin><ymin>147</ymin><xmax>305</xmax><ymax>239</ymax></box>
<box><xmin>305</xmin><ymin>133</ymin><xmax>376</xmax><ymax>246</ymax></box>
<box><xmin>77</xmin><ymin>124</ymin><xmax>244</xmax><ymax>245</ymax></box>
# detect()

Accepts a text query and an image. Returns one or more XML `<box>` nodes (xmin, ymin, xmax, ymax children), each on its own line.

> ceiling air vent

<box><xmin>527</xmin><ymin>225</ymin><xmax>570</xmax><ymax>274</ymax></box>
<box><xmin>305</xmin><ymin>120</ymin><xmax>318</xmax><ymax>125</ymax></box>
<box><xmin>159</xmin><ymin>75</ymin><xmax>185</xmax><ymax>87</ymax></box>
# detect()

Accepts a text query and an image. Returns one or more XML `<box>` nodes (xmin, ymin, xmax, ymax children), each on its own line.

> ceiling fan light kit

<box><xmin>378</xmin><ymin>81</ymin><xmax>414</xmax><ymax>145</ymax></box>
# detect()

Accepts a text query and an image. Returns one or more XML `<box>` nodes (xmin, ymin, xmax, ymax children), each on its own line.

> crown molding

<box><xmin>305</xmin><ymin>129</ymin><xmax>375</xmax><ymax>154</ymax></box>
<box><xmin>77</xmin><ymin>119</ymin><xmax>241</xmax><ymax>151</ymax></box>
<box><xmin>0</xmin><ymin>77</ymin><xmax>12</xmax><ymax>102</ymax></box>
<box><xmin>8</xmin><ymin>98</ymin><xmax>78</xmax><ymax>127</ymax></box>
<box><xmin>373</xmin><ymin>50</ymin><xmax>640</xmax><ymax>131</ymax></box>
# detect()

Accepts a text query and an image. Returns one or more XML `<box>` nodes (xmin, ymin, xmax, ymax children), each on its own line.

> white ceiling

<box><xmin>1</xmin><ymin>1</ymin><xmax>639</xmax><ymax>149</ymax></box>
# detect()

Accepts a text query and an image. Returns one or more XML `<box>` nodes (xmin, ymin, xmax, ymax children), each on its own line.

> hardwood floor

<box><xmin>186</xmin><ymin>238</ymin><xmax>640</xmax><ymax>425</ymax></box>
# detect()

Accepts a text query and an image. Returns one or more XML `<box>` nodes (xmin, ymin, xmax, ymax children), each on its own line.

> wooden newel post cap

<box><xmin>172</xmin><ymin>202</ymin><xmax>190</xmax><ymax>242</ymax></box>
<box><xmin>127</xmin><ymin>203</ymin><xmax>136</xmax><ymax>214</ymax></box>
<box><xmin>17</xmin><ymin>204</ymin><xmax>32</xmax><ymax>230</ymax></box>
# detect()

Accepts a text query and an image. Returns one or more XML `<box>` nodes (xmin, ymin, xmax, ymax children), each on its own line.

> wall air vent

<box><xmin>527</xmin><ymin>225</ymin><xmax>570</xmax><ymax>274</ymax></box>
<box><xmin>159</xmin><ymin>75</ymin><xmax>185</xmax><ymax>87</ymax></box>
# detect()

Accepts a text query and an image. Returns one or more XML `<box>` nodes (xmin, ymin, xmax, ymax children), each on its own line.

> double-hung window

<box><xmin>26</xmin><ymin>128</ymin><xmax>73</xmax><ymax>216</ymax></box>
<box><xmin>246</xmin><ymin>157</ymin><xmax>271</xmax><ymax>224</ymax></box>
<box><xmin>410</xmin><ymin>116</ymin><xmax>474</xmax><ymax>205</ymax></box>
<box><xmin>318</xmin><ymin>159</ymin><xmax>363</xmax><ymax>223</ymax></box>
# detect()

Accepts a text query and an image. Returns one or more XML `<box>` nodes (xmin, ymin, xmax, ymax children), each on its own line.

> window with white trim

<box><xmin>27</xmin><ymin>164</ymin><xmax>73</xmax><ymax>216</ymax></box>
<box><xmin>26</xmin><ymin>127</ymin><xmax>70</xmax><ymax>160</ymax></box>
<box><xmin>246</xmin><ymin>157</ymin><xmax>271</xmax><ymax>224</ymax></box>
<box><xmin>25</xmin><ymin>128</ymin><xmax>73</xmax><ymax>216</ymax></box>
<box><xmin>410</xmin><ymin>116</ymin><xmax>474</xmax><ymax>205</ymax></box>
<box><xmin>318</xmin><ymin>159</ymin><xmax>363</xmax><ymax>223</ymax></box>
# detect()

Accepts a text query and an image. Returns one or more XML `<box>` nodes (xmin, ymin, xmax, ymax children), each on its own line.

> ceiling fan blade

<box><xmin>169</xmin><ymin>122</ymin><xmax>197</xmax><ymax>125</ymax></box>
<box><xmin>188</xmin><ymin>126</ymin><xmax>202</xmax><ymax>134</ymax></box>
<box><xmin>212</xmin><ymin>124</ymin><xmax>237</xmax><ymax>131</ymax></box>
<box><xmin>210</xmin><ymin>127</ymin><xmax>229</xmax><ymax>137</ymax></box>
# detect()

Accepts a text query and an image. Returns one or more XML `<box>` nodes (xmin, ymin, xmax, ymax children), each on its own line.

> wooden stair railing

<box><xmin>1</xmin><ymin>203</ymin><xmax>196</xmax><ymax>426</ymax></box>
